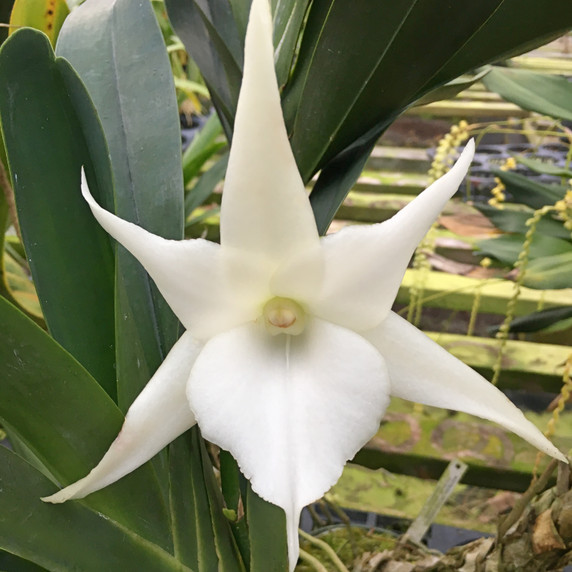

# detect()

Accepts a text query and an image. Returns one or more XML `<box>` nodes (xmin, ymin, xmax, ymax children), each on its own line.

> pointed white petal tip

<box><xmin>367</xmin><ymin>312</ymin><xmax>568</xmax><ymax>465</ymax></box>
<box><xmin>42</xmin><ymin>332</ymin><xmax>200</xmax><ymax>504</ymax></box>
<box><xmin>41</xmin><ymin>482</ymin><xmax>88</xmax><ymax>504</ymax></box>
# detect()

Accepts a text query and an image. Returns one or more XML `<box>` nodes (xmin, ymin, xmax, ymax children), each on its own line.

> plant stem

<box><xmin>298</xmin><ymin>548</ymin><xmax>330</xmax><ymax>572</ymax></box>
<box><xmin>299</xmin><ymin>529</ymin><xmax>349</xmax><ymax>572</ymax></box>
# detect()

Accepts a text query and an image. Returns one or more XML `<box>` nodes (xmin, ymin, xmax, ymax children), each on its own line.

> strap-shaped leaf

<box><xmin>272</xmin><ymin>0</ymin><xmax>311</xmax><ymax>87</ymax></box>
<box><xmin>164</xmin><ymin>0</ymin><xmax>311</xmax><ymax>136</ymax></box>
<box><xmin>0</xmin><ymin>29</ymin><xmax>116</xmax><ymax>397</ymax></box>
<box><xmin>284</xmin><ymin>0</ymin><xmax>572</xmax><ymax>180</ymax></box>
<box><xmin>56</xmin><ymin>0</ymin><xmax>185</xmax><ymax>410</ymax></box>
<box><xmin>0</xmin><ymin>297</ymin><xmax>173</xmax><ymax>551</ymax></box>
<box><xmin>476</xmin><ymin>204</ymin><xmax>572</xmax><ymax>240</ymax></box>
<box><xmin>525</xmin><ymin>252</ymin><xmax>572</xmax><ymax>290</ymax></box>
<box><xmin>168</xmin><ymin>430</ymin><xmax>245</xmax><ymax>571</ymax></box>
<box><xmin>493</xmin><ymin>168</ymin><xmax>567</xmax><ymax>210</ymax></box>
<box><xmin>247</xmin><ymin>483</ymin><xmax>288</xmax><ymax>572</ymax></box>
<box><xmin>476</xmin><ymin>233</ymin><xmax>572</xmax><ymax>266</ymax></box>
<box><xmin>164</xmin><ymin>0</ymin><xmax>244</xmax><ymax>136</ymax></box>
<box><xmin>0</xmin><ymin>447</ymin><xmax>190</xmax><ymax>572</ymax></box>
<box><xmin>168</xmin><ymin>0</ymin><xmax>572</xmax><ymax>232</ymax></box>
<box><xmin>484</xmin><ymin>66</ymin><xmax>572</xmax><ymax>121</ymax></box>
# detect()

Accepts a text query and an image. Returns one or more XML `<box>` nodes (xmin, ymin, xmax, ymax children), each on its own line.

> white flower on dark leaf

<box><xmin>43</xmin><ymin>0</ymin><xmax>566</xmax><ymax>568</ymax></box>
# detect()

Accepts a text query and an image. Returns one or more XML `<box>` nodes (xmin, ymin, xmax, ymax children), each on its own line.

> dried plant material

<box><xmin>532</xmin><ymin>509</ymin><xmax>566</xmax><ymax>554</ymax></box>
<box><xmin>426</xmin><ymin>252</ymin><xmax>477</xmax><ymax>275</ymax></box>
<box><xmin>440</xmin><ymin>213</ymin><xmax>498</xmax><ymax>238</ymax></box>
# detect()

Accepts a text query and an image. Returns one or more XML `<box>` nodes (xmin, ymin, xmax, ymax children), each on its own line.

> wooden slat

<box><xmin>407</xmin><ymin>99</ymin><xmax>530</xmax><ymax>119</ymax></box>
<box><xmin>427</xmin><ymin>332</ymin><xmax>570</xmax><ymax>393</ymax></box>
<box><xmin>397</xmin><ymin>269</ymin><xmax>572</xmax><ymax>317</ymax></box>
<box><xmin>352</xmin><ymin>397</ymin><xmax>572</xmax><ymax>492</ymax></box>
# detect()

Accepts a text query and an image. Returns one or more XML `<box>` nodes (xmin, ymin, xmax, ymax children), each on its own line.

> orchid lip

<box><xmin>262</xmin><ymin>297</ymin><xmax>306</xmax><ymax>336</ymax></box>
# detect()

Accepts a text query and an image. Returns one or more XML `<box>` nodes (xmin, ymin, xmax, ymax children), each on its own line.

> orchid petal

<box><xmin>82</xmin><ymin>171</ymin><xmax>269</xmax><ymax>338</ymax></box>
<box><xmin>220</xmin><ymin>0</ymin><xmax>319</xmax><ymax>263</ymax></box>
<box><xmin>187</xmin><ymin>319</ymin><xmax>390</xmax><ymax>569</ymax></box>
<box><xmin>308</xmin><ymin>141</ymin><xmax>475</xmax><ymax>332</ymax></box>
<box><xmin>366</xmin><ymin>311</ymin><xmax>567</xmax><ymax>462</ymax></box>
<box><xmin>42</xmin><ymin>331</ymin><xmax>201</xmax><ymax>503</ymax></box>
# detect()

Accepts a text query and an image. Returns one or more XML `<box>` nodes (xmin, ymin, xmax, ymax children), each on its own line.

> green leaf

<box><xmin>56</xmin><ymin>0</ymin><xmax>185</xmax><ymax>409</ymax></box>
<box><xmin>0</xmin><ymin>447</ymin><xmax>190</xmax><ymax>572</ymax></box>
<box><xmin>493</xmin><ymin>168</ymin><xmax>567</xmax><ymax>210</ymax></box>
<box><xmin>220</xmin><ymin>450</ymin><xmax>251</xmax><ymax>565</ymax></box>
<box><xmin>169</xmin><ymin>0</ymin><xmax>572</xmax><ymax>230</ymax></box>
<box><xmin>283</xmin><ymin>0</ymin><xmax>572</xmax><ymax>181</ymax></box>
<box><xmin>182</xmin><ymin>113</ymin><xmax>226</xmax><ymax>186</ymax></box>
<box><xmin>168</xmin><ymin>434</ymin><xmax>201</xmax><ymax>570</ymax></box>
<box><xmin>272</xmin><ymin>0</ymin><xmax>310</xmax><ymax>88</ymax></box>
<box><xmin>164</xmin><ymin>0</ymin><xmax>243</xmax><ymax>136</ymax></box>
<box><xmin>198</xmin><ymin>436</ymin><xmax>245</xmax><ymax>572</ymax></box>
<box><xmin>0</xmin><ymin>550</ymin><xmax>46</xmax><ymax>572</ymax></box>
<box><xmin>309</xmin><ymin>131</ymin><xmax>380</xmax><ymax>235</ymax></box>
<box><xmin>9</xmin><ymin>0</ymin><xmax>69</xmax><ymax>47</ymax></box>
<box><xmin>493</xmin><ymin>305</ymin><xmax>572</xmax><ymax>334</ymax></box>
<box><xmin>168</xmin><ymin>429</ymin><xmax>244</xmax><ymax>571</ymax></box>
<box><xmin>483</xmin><ymin>66</ymin><xmax>572</xmax><ymax>121</ymax></box>
<box><xmin>0</xmin><ymin>29</ymin><xmax>116</xmax><ymax>397</ymax></box>
<box><xmin>524</xmin><ymin>252</ymin><xmax>572</xmax><ymax>290</ymax></box>
<box><xmin>476</xmin><ymin>204</ymin><xmax>572</xmax><ymax>240</ymax></box>
<box><xmin>476</xmin><ymin>233</ymin><xmax>572</xmax><ymax>266</ymax></box>
<box><xmin>413</xmin><ymin>68</ymin><xmax>491</xmax><ymax>107</ymax></box>
<box><xmin>0</xmin><ymin>297</ymin><xmax>173</xmax><ymax>550</ymax></box>
<box><xmin>247</xmin><ymin>483</ymin><xmax>288</xmax><ymax>572</ymax></box>
<box><xmin>185</xmin><ymin>153</ymin><xmax>229</xmax><ymax>220</ymax></box>
<box><xmin>514</xmin><ymin>155</ymin><xmax>572</xmax><ymax>179</ymax></box>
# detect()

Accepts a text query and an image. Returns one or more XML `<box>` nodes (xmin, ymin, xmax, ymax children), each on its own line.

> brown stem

<box><xmin>497</xmin><ymin>458</ymin><xmax>558</xmax><ymax>541</ymax></box>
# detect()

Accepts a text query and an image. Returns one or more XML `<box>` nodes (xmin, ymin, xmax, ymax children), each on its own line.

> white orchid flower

<box><xmin>43</xmin><ymin>0</ymin><xmax>566</xmax><ymax>567</ymax></box>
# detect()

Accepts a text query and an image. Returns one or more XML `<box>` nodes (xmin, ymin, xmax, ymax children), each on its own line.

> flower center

<box><xmin>262</xmin><ymin>297</ymin><xmax>305</xmax><ymax>336</ymax></box>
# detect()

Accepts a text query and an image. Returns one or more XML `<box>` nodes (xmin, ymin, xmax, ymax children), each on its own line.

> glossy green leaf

<box><xmin>247</xmin><ymin>483</ymin><xmax>288</xmax><ymax>572</ymax></box>
<box><xmin>272</xmin><ymin>0</ymin><xmax>310</xmax><ymax>87</ymax></box>
<box><xmin>493</xmin><ymin>305</ymin><xmax>572</xmax><ymax>334</ymax></box>
<box><xmin>493</xmin><ymin>168</ymin><xmax>567</xmax><ymax>210</ymax></box>
<box><xmin>476</xmin><ymin>233</ymin><xmax>572</xmax><ymax>266</ymax></box>
<box><xmin>0</xmin><ymin>297</ymin><xmax>173</xmax><ymax>550</ymax></box>
<box><xmin>414</xmin><ymin>68</ymin><xmax>491</xmax><ymax>107</ymax></box>
<box><xmin>524</xmin><ymin>252</ymin><xmax>572</xmax><ymax>290</ymax></box>
<box><xmin>169</xmin><ymin>0</ymin><xmax>572</xmax><ymax>231</ymax></box>
<box><xmin>309</xmin><ymin>128</ymin><xmax>380</xmax><ymax>235</ymax></box>
<box><xmin>56</xmin><ymin>0</ymin><xmax>185</xmax><ymax>409</ymax></box>
<box><xmin>515</xmin><ymin>155</ymin><xmax>572</xmax><ymax>179</ymax></box>
<box><xmin>0</xmin><ymin>550</ymin><xmax>46</xmax><ymax>572</ymax></box>
<box><xmin>168</xmin><ymin>429</ymin><xmax>242</xmax><ymax>571</ymax></box>
<box><xmin>283</xmin><ymin>0</ymin><xmax>572</xmax><ymax>181</ymax></box>
<box><xmin>484</xmin><ymin>66</ymin><xmax>572</xmax><ymax>121</ymax></box>
<box><xmin>0</xmin><ymin>29</ymin><xmax>116</xmax><ymax>397</ymax></box>
<box><xmin>0</xmin><ymin>447</ymin><xmax>190</xmax><ymax>572</ymax></box>
<box><xmin>168</xmin><ymin>434</ymin><xmax>201</xmax><ymax>570</ymax></box>
<box><xmin>476</xmin><ymin>204</ymin><xmax>572</xmax><ymax>240</ymax></box>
